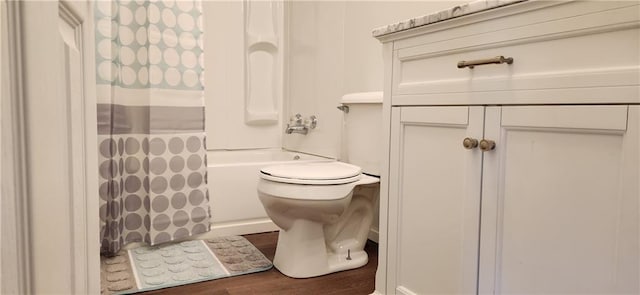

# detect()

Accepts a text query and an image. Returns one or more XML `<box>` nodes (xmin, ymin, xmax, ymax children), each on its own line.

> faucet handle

<box><xmin>292</xmin><ymin>113</ymin><xmax>303</xmax><ymax>124</ymax></box>
<box><xmin>308</xmin><ymin>115</ymin><xmax>317</xmax><ymax>129</ymax></box>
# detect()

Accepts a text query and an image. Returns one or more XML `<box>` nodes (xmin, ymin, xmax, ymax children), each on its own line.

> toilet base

<box><xmin>272</xmin><ymin>219</ymin><xmax>369</xmax><ymax>278</ymax></box>
<box><xmin>326</xmin><ymin>249</ymin><xmax>368</xmax><ymax>274</ymax></box>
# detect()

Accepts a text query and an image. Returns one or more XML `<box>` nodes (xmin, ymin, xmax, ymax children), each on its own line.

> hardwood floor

<box><xmin>140</xmin><ymin>231</ymin><xmax>378</xmax><ymax>295</ymax></box>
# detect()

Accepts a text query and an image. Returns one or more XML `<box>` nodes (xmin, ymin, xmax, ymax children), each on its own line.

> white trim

<box><xmin>3</xmin><ymin>1</ymin><xmax>99</xmax><ymax>293</ymax></box>
<box><xmin>201</xmin><ymin>217</ymin><xmax>379</xmax><ymax>243</ymax></box>
<box><xmin>396</xmin><ymin>286</ymin><xmax>419</xmax><ymax>295</ymax></box>
<box><xmin>1</xmin><ymin>1</ymin><xmax>31</xmax><ymax>293</ymax></box>
<box><xmin>374</xmin><ymin>41</ymin><xmax>394</xmax><ymax>295</ymax></box>
<box><xmin>367</xmin><ymin>227</ymin><xmax>379</xmax><ymax>243</ymax></box>
<box><xmin>396</xmin><ymin>66</ymin><xmax>640</xmax><ymax>96</ymax></box>
<box><xmin>206</xmin><ymin>218</ymin><xmax>279</xmax><ymax>237</ymax></box>
<box><xmin>57</xmin><ymin>1</ymin><xmax>100</xmax><ymax>293</ymax></box>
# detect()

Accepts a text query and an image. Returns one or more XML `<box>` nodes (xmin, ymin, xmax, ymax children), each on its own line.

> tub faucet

<box><xmin>285</xmin><ymin>114</ymin><xmax>317</xmax><ymax>135</ymax></box>
<box><xmin>285</xmin><ymin>124</ymin><xmax>308</xmax><ymax>135</ymax></box>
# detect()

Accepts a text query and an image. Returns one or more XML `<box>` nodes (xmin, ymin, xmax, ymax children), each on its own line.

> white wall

<box><xmin>285</xmin><ymin>1</ymin><xmax>465</xmax><ymax>159</ymax></box>
<box><xmin>203</xmin><ymin>1</ymin><xmax>283</xmax><ymax>150</ymax></box>
<box><xmin>284</xmin><ymin>2</ymin><xmax>346</xmax><ymax>159</ymax></box>
<box><xmin>344</xmin><ymin>1</ymin><xmax>466</xmax><ymax>93</ymax></box>
<box><xmin>203</xmin><ymin>1</ymin><xmax>462</xmax><ymax>155</ymax></box>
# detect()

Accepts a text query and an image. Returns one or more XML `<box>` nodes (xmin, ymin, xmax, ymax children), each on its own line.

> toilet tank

<box><xmin>341</xmin><ymin>92</ymin><xmax>383</xmax><ymax>176</ymax></box>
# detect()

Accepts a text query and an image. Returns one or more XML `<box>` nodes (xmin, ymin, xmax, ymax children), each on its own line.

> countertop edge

<box><xmin>372</xmin><ymin>0</ymin><xmax>528</xmax><ymax>38</ymax></box>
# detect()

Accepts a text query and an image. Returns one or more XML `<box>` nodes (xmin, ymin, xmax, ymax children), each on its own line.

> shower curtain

<box><xmin>95</xmin><ymin>0</ymin><xmax>209</xmax><ymax>255</ymax></box>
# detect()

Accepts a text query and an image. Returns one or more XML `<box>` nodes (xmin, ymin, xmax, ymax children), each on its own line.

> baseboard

<box><xmin>202</xmin><ymin>218</ymin><xmax>279</xmax><ymax>238</ymax></box>
<box><xmin>197</xmin><ymin>219</ymin><xmax>379</xmax><ymax>244</ymax></box>
<box><xmin>397</xmin><ymin>286</ymin><xmax>419</xmax><ymax>295</ymax></box>
<box><xmin>368</xmin><ymin>227</ymin><xmax>379</xmax><ymax>243</ymax></box>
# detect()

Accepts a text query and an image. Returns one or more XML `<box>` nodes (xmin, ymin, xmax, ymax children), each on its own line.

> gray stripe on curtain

<box><xmin>97</xmin><ymin>104</ymin><xmax>205</xmax><ymax>134</ymax></box>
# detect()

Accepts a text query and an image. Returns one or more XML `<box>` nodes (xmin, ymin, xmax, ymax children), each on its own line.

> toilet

<box><xmin>257</xmin><ymin>92</ymin><xmax>382</xmax><ymax>278</ymax></box>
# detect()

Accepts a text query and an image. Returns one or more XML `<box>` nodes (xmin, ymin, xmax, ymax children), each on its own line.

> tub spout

<box><xmin>285</xmin><ymin>124</ymin><xmax>308</xmax><ymax>135</ymax></box>
<box><xmin>285</xmin><ymin>113</ymin><xmax>317</xmax><ymax>135</ymax></box>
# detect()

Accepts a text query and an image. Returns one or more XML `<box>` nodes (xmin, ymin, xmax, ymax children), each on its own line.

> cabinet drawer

<box><xmin>391</xmin><ymin>1</ymin><xmax>640</xmax><ymax>106</ymax></box>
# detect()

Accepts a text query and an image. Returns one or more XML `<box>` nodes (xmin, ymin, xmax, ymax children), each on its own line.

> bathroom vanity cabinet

<box><xmin>389</xmin><ymin>105</ymin><xmax>638</xmax><ymax>295</ymax></box>
<box><xmin>375</xmin><ymin>1</ymin><xmax>640</xmax><ymax>294</ymax></box>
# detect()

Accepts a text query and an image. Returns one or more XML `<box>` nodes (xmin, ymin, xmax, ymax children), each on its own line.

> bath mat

<box><xmin>100</xmin><ymin>236</ymin><xmax>273</xmax><ymax>294</ymax></box>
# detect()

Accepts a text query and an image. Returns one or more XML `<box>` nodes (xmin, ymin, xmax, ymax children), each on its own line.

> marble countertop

<box><xmin>372</xmin><ymin>0</ymin><xmax>527</xmax><ymax>37</ymax></box>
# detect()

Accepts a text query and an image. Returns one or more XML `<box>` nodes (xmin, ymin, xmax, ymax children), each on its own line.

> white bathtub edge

<box><xmin>196</xmin><ymin>218</ymin><xmax>280</xmax><ymax>238</ymax></box>
<box><xmin>193</xmin><ymin>217</ymin><xmax>379</xmax><ymax>243</ymax></box>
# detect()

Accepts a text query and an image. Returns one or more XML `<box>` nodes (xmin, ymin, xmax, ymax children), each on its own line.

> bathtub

<box><xmin>203</xmin><ymin>149</ymin><xmax>332</xmax><ymax>237</ymax></box>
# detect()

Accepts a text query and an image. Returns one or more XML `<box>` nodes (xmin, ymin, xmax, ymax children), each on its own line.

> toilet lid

<box><xmin>260</xmin><ymin>162</ymin><xmax>362</xmax><ymax>185</ymax></box>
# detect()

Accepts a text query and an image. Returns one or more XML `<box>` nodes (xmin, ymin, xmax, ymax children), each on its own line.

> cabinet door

<box><xmin>480</xmin><ymin>106</ymin><xmax>639</xmax><ymax>294</ymax></box>
<box><xmin>388</xmin><ymin>106</ymin><xmax>484</xmax><ymax>295</ymax></box>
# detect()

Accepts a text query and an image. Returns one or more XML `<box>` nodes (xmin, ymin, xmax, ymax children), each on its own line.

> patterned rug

<box><xmin>100</xmin><ymin>236</ymin><xmax>273</xmax><ymax>294</ymax></box>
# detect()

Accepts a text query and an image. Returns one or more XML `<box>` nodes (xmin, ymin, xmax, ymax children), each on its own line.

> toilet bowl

<box><xmin>258</xmin><ymin>91</ymin><xmax>383</xmax><ymax>278</ymax></box>
<box><xmin>257</xmin><ymin>161</ymin><xmax>379</xmax><ymax>278</ymax></box>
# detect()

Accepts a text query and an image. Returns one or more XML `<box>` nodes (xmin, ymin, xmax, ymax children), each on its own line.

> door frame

<box><xmin>1</xmin><ymin>1</ymin><xmax>100</xmax><ymax>293</ymax></box>
<box><xmin>1</xmin><ymin>1</ymin><xmax>31</xmax><ymax>293</ymax></box>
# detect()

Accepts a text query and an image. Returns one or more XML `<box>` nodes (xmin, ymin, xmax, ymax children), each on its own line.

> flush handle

<box><xmin>462</xmin><ymin>137</ymin><xmax>479</xmax><ymax>150</ymax></box>
<box><xmin>479</xmin><ymin>139</ymin><xmax>496</xmax><ymax>152</ymax></box>
<box><xmin>336</xmin><ymin>105</ymin><xmax>349</xmax><ymax>113</ymax></box>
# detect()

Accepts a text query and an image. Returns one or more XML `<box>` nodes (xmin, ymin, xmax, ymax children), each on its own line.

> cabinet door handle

<box><xmin>479</xmin><ymin>139</ymin><xmax>496</xmax><ymax>151</ymax></box>
<box><xmin>462</xmin><ymin>137</ymin><xmax>479</xmax><ymax>149</ymax></box>
<box><xmin>457</xmin><ymin>56</ymin><xmax>514</xmax><ymax>69</ymax></box>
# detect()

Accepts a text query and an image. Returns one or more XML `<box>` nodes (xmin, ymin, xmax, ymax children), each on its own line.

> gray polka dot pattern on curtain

<box><xmin>98</xmin><ymin>133</ymin><xmax>210</xmax><ymax>254</ymax></box>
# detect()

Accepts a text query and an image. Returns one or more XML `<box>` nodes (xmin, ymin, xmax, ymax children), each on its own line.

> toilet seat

<box><xmin>260</xmin><ymin>162</ymin><xmax>362</xmax><ymax>185</ymax></box>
